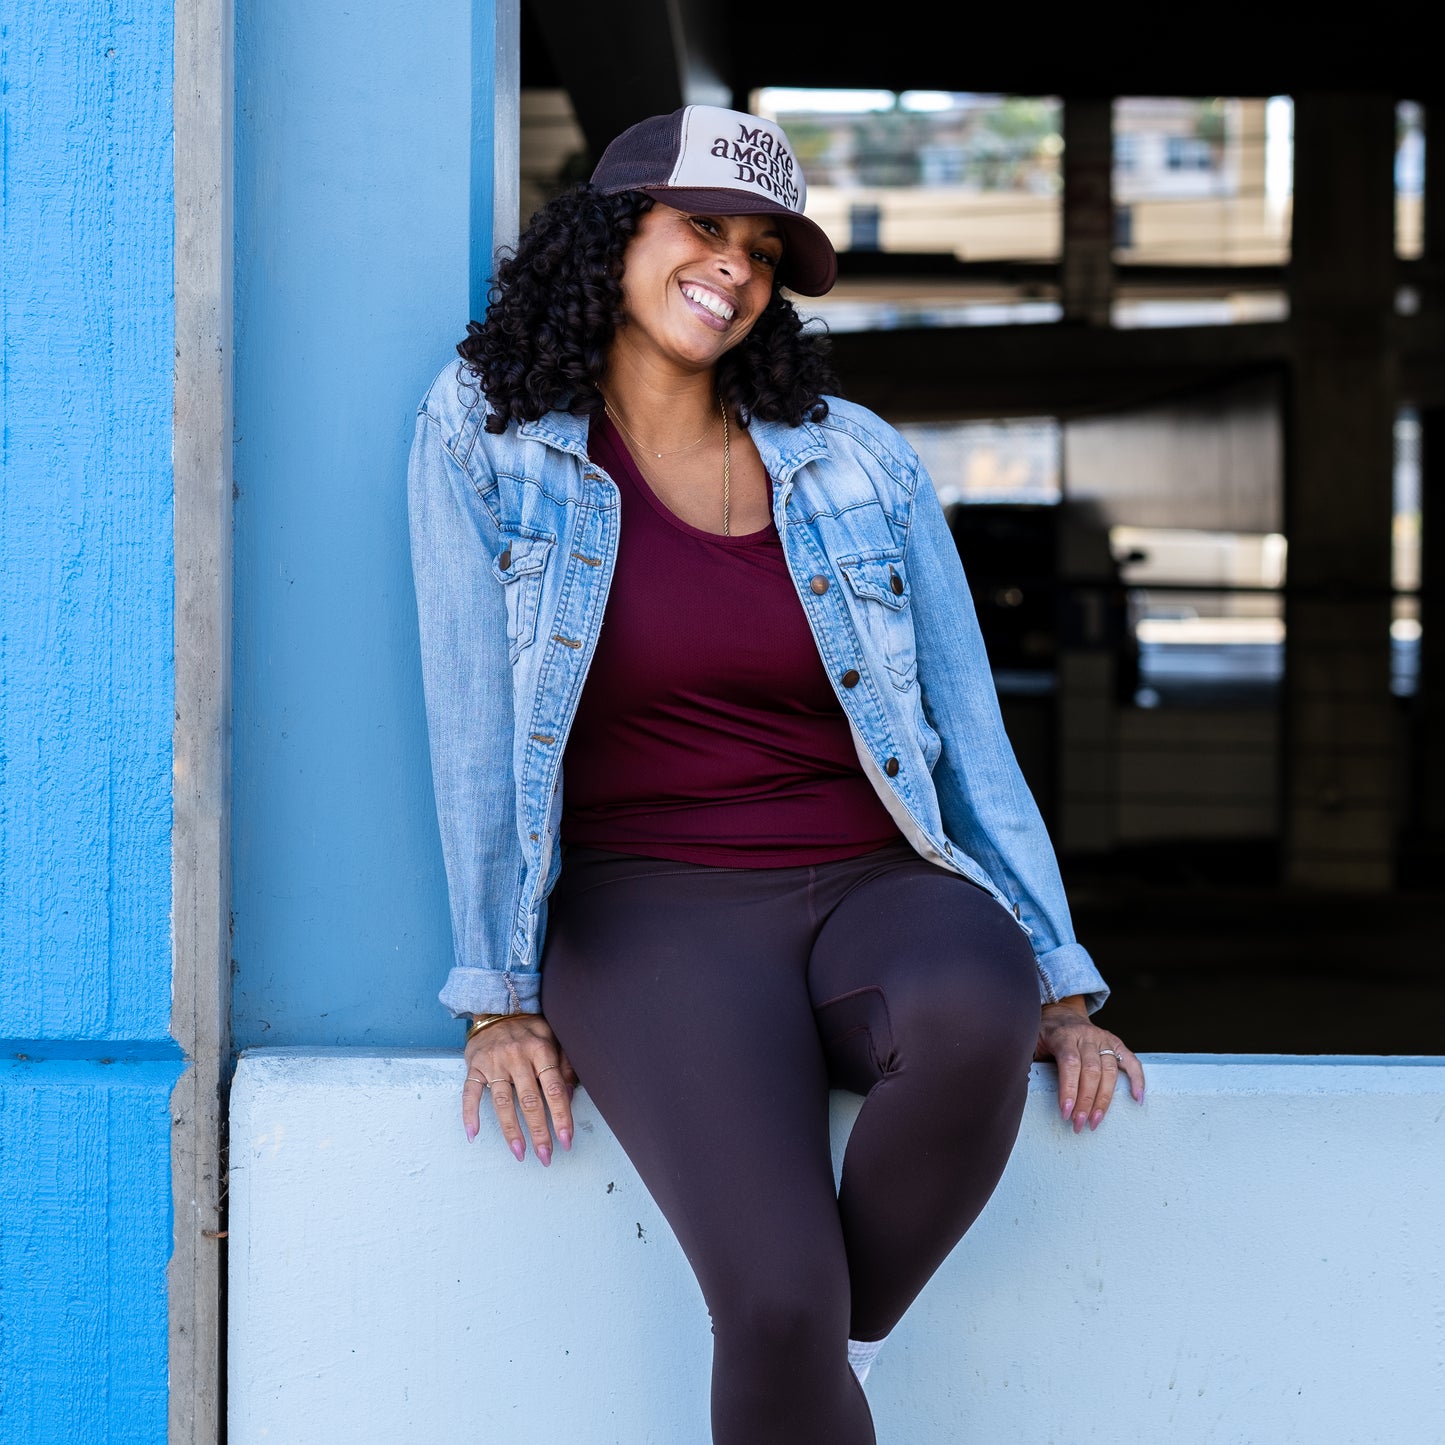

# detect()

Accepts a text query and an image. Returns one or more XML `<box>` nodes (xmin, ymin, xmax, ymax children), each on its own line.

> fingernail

<box><xmin>1061</xmin><ymin>1098</ymin><xmax>1074</xmax><ymax>1118</ymax></box>
<box><xmin>565</xmin><ymin>1083</ymin><xmax>575</xmax><ymax>1100</ymax></box>
<box><xmin>558</xmin><ymin>1127</ymin><xmax>572</xmax><ymax>1151</ymax></box>
<box><xmin>1090</xmin><ymin>1110</ymin><xmax>1103</xmax><ymax>1130</ymax></box>
<box><xmin>465</xmin><ymin>1122</ymin><xmax>478</xmax><ymax>1142</ymax></box>
<box><xmin>537</xmin><ymin>1144</ymin><xmax>552</xmax><ymax>1167</ymax></box>
<box><xmin>1074</xmin><ymin>1113</ymin><xmax>1085</xmax><ymax>1133</ymax></box>
<box><xmin>511</xmin><ymin>1138</ymin><xmax>526</xmax><ymax>1162</ymax></box>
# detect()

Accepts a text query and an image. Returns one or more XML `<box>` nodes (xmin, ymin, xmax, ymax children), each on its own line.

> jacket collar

<box><xmin>517</xmin><ymin>405</ymin><xmax>830</xmax><ymax>485</ymax></box>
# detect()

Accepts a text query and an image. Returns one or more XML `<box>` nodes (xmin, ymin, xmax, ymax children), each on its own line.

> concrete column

<box><xmin>1061</xmin><ymin>97</ymin><xmax>1114</xmax><ymax>326</ymax></box>
<box><xmin>1412</xmin><ymin>407</ymin><xmax>1445</xmax><ymax>855</ymax></box>
<box><xmin>1284</xmin><ymin>94</ymin><xmax>1399</xmax><ymax>889</ymax></box>
<box><xmin>1421</xmin><ymin>100</ymin><xmax>1445</xmax><ymax>311</ymax></box>
<box><xmin>1411</xmin><ymin>106</ymin><xmax>1445</xmax><ymax>859</ymax></box>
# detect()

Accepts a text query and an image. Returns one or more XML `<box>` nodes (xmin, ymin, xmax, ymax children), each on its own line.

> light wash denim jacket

<box><xmin>407</xmin><ymin>358</ymin><xmax>1110</xmax><ymax>1021</ymax></box>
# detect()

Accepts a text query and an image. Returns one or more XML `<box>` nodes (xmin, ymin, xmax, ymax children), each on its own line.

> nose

<box><xmin>714</xmin><ymin>234</ymin><xmax>752</xmax><ymax>280</ymax></box>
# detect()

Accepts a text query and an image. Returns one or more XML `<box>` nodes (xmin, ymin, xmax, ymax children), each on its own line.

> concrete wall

<box><xmin>229</xmin><ymin>1052</ymin><xmax>1444</xmax><ymax>1444</ymax></box>
<box><xmin>230</xmin><ymin>0</ymin><xmax>493</xmax><ymax>1050</ymax></box>
<box><xmin>0</xmin><ymin>3</ymin><xmax>183</xmax><ymax>1440</ymax></box>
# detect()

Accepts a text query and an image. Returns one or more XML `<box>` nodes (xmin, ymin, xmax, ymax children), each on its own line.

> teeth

<box><xmin>682</xmin><ymin>285</ymin><xmax>735</xmax><ymax>321</ymax></box>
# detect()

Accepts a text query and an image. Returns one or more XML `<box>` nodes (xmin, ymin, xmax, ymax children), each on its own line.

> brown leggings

<box><xmin>539</xmin><ymin>835</ymin><xmax>1041</xmax><ymax>1445</ymax></box>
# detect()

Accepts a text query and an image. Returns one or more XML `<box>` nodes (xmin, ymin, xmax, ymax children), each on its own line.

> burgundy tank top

<box><xmin>559</xmin><ymin>412</ymin><xmax>902</xmax><ymax>866</ymax></box>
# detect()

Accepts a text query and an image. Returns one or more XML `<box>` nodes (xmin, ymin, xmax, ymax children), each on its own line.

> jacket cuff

<box><xmin>1031</xmin><ymin>941</ymin><xmax>1110</xmax><ymax>1015</ymax></box>
<box><xmin>438</xmin><ymin>966</ymin><xmax>543</xmax><ymax>1019</ymax></box>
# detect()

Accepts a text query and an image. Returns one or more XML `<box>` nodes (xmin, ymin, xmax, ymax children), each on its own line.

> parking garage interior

<box><xmin>514</xmin><ymin>6</ymin><xmax>1444</xmax><ymax>1055</ymax></box>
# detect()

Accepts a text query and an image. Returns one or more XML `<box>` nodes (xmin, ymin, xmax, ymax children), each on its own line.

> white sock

<box><xmin>848</xmin><ymin>1336</ymin><xmax>887</xmax><ymax>1385</ymax></box>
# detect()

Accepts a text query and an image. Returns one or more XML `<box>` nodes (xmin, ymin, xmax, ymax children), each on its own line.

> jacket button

<box><xmin>889</xmin><ymin>568</ymin><xmax>904</xmax><ymax>595</ymax></box>
<box><xmin>884</xmin><ymin>756</ymin><xmax>900</xmax><ymax>776</ymax></box>
<box><xmin>841</xmin><ymin>668</ymin><xmax>860</xmax><ymax>688</ymax></box>
<box><xmin>809</xmin><ymin>574</ymin><xmax>829</xmax><ymax>594</ymax></box>
<box><xmin>498</xmin><ymin>547</ymin><xmax>512</xmax><ymax>569</ymax></box>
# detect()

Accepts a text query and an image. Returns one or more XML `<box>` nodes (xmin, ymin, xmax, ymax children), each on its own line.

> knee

<box><xmin>889</xmin><ymin>959</ymin><xmax>1039</xmax><ymax>1083</ymax></box>
<box><xmin>715</xmin><ymin>1270</ymin><xmax>847</xmax><ymax>1356</ymax></box>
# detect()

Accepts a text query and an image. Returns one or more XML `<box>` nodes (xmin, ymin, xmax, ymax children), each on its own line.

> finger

<box><xmin>1086</xmin><ymin>1050</ymin><xmax>1122</xmax><ymax>1130</ymax></box>
<box><xmin>535</xmin><ymin>1062</ymin><xmax>575</xmax><ymax>1152</ymax></box>
<box><xmin>509</xmin><ymin>1068</ymin><xmax>557</xmax><ymax>1166</ymax></box>
<box><xmin>461</xmin><ymin>1069</ymin><xmax>489</xmax><ymax>1142</ymax></box>
<box><xmin>1114</xmin><ymin>1044</ymin><xmax>1146</xmax><ymax>1103</ymax></box>
<box><xmin>1055</xmin><ymin>1048</ymin><xmax>1082</xmax><ymax>1123</ymax></box>
<box><xmin>485</xmin><ymin>1076</ymin><xmax>531</xmax><ymax>1162</ymax></box>
<box><xmin>1071</xmin><ymin>1049</ymin><xmax>1104</xmax><ymax>1133</ymax></box>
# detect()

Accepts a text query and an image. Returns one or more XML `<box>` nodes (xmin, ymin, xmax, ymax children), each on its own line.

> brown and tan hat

<box><xmin>590</xmin><ymin>104</ymin><xmax>839</xmax><ymax>296</ymax></box>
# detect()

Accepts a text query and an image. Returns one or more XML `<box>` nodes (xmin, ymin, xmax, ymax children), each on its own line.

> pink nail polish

<box><xmin>559</xmin><ymin>1127</ymin><xmax>572</xmax><ymax>1151</ymax></box>
<box><xmin>537</xmin><ymin>1144</ymin><xmax>552</xmax><ymax>1167</ymax></box>
<box><xmin>1090</xmin><ymin>1110</ymin><xmax>1103</xmax><ymax>1129</ymax></box>
<box><xmin>465</xmin><ymin>1123</ymin><xmax>477</xmax><ymax>1142</ymax></box>
<box><xmin>1061</xmin><ymin>1098</ymin><xmax>1074</xmax><ymax>1117</ymax></box>
<box><xmin>510</xmin><ymin>1138</ymin><xmax>526</xmax><ymax>1161</ymax></box>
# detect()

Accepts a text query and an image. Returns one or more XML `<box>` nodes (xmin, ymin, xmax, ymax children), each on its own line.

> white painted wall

<box><xmin>228</xmin><ymin>1051</ymin><xmax>1444</xmax><ymax>1444</ymax></box>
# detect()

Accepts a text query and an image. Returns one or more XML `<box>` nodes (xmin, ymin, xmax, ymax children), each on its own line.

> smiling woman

<box><xmin>407</xmin><ymin>103</ymin><xmax>1142</xmax><ymax>1445</ymax></box>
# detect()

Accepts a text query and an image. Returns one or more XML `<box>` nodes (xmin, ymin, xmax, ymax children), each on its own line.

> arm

<box><xmin>903</xmin><ymin>453</ymin><xmax>1111</xmax><ymax>1015</ymax></box>
<box><xmin>406</xmin><ymin>408</ymin><xmax>538</xmax><ymax>1017</ymax></box>
<box><xmin>408</xmin><ymin>406</ymin><xmax>582</xmax><ymax>1161</ymax></box>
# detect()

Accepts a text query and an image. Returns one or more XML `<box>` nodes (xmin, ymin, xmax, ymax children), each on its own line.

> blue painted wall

<box><xmin>0</xmin><ymin>3</ymin><xmax>182</xmax><ymax>1442</ymax></box>
<box><xmin>232</xmin><ymin>0</ymin><xmax>489</xmax><ymax>1048</ymax></box>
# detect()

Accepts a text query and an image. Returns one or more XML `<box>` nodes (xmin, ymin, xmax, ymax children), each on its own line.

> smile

<box><xmin>680</xmin><ymin>284</ymin><xmax>736</xmax><ymax>323</ymax></box>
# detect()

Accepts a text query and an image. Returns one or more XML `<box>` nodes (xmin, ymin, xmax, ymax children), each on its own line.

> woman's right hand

<box><xmin>462</xmin><ymin>1013</ymin><xmax>581</xmax><ymax>1165</ymax></box>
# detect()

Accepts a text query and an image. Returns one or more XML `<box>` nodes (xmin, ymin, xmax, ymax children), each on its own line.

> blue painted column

<box><xmin>0</xmin><ymin>4</ymin><xmax>183</xmax><ymax>1442</ymax></box>
<box><xmin>232</xmin><ymin>0</ymin><xmax>494</xmax><ymax>1048</ymax></box>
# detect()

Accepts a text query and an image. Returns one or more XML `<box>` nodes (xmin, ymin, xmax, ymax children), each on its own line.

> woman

<box><xmin>407</xmin><ymin>104</ymin><xmax>1145</xmax><ymax>1444</ymax></box>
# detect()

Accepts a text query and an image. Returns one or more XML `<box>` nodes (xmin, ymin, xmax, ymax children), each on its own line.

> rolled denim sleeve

<box><xmin>407</xmin><ymin>407</ymin><xmax>540</xmax><ymax>1017</ymax></box>
<box><xmin>903</xmin><ymin>453</ymin><xmax>1110</xmax><ymax>1014</ymax></box>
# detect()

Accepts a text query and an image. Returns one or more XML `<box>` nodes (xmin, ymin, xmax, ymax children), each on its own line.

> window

<box><xmin>1112</xmin><ymin>96</ymin><xmax>1290</xmax><ymax>266</ymax></box>
<box><xmin>1396</xmin><ymin>101</ymin><xmax>1425</xmax><ymax>262</ymax></box>
<box><xmin>754</xmin><ymin>89</ymin><xmax>1064</xmax><ymax>265</ymax></box>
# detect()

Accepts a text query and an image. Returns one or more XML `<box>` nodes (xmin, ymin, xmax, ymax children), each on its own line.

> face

<box><xmin>613</xmin><ymin>203</ymin><xmax>783</xmax><ymax>374</ymax></box>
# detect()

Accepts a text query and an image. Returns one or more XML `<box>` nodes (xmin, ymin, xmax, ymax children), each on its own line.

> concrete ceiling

<box><xmin>521</xmin><ymin>0</ymin><xmax>1438</xmax><ymax>168</ymax></box>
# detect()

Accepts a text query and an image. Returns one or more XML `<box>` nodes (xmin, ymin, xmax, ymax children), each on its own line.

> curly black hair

<box><xmin>457</xmin><ymin>186</ymin><xmax>839</xmax><ymax>435</ymax></box>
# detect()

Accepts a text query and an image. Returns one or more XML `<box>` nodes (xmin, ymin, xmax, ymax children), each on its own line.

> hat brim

<box><xmin>637</xmin><ymin>186</ymin><xmax>838</xmax><ymax>297</ymax></box>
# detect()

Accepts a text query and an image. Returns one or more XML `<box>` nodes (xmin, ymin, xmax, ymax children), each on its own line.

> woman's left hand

<box><xmin>1033</xmin><ymin>996</ymin><xmax>1145</xmax><ymax>1134</ymax></box>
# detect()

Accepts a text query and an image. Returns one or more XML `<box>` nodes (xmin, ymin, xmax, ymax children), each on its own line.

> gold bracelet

<box><xmin>466</xmin><ymin>1012</ymin><xmax>526</xmax><ymax>1041</ymax></box>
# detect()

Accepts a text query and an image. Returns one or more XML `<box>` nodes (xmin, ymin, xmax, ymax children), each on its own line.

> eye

<box><xmin>753</xmin><ymin>249</ymin><xmax>781</xmax><ymax>269</ymax></box>
<box><xmin>691</xmin><ymin>215</ymin><xmax>721</xmax><ymax>235</ymax></box>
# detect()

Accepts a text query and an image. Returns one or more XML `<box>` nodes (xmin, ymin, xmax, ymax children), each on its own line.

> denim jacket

<box><xmin>407</xmin><ymin>358</ymin><xmax>1110</xmax><ymax>1021</ymax></box>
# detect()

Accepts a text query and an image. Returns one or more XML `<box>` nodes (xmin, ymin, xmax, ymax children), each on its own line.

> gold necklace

<box><xmin>721</xmin><ymin>401</ymin><xmax>730</xmax><ymax>536</ymax></box>
<box><xmin>603</xmin><ymin>397</ymin><xmax>715</xmax><ymax>459</ymax></box>
<box><xmin>606</xmin><ymin>393</ymin><xmax>732</xmax><ymax>536</ymax></box>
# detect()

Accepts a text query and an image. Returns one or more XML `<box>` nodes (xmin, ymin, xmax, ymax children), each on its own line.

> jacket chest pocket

<box><xmin>489</xmin><ymin>533</ymin><xmax>554</xmax><ymax>663</ymax></box>
<box><xmin>839</xmin><ymin>550</ymin><xmax>918</xmax><ymax>691</ymax></box>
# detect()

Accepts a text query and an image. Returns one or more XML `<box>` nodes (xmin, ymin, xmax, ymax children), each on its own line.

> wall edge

<box><xmin>171</xmin><ymin>0</ymin><xmax>235</xmax><ymax>1440</ymax></box>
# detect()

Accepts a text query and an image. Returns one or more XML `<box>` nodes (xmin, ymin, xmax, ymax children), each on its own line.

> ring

<box><xmin>466</xmin><ymin>1072</ymin><xmax>490</xmax><ymax>1087</ymax></box>
<box><xmin>1098</xmin><ymin>1048</ymin><xmax>1119</xmax><ymax>1059</ymax></box>
<box><xmin>537</xmin><ymin>1065</ymin><xmax>560</xmax><ymax>1076</ymax></box>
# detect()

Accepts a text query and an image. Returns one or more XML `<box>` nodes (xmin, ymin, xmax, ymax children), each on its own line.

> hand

<box><xmin>1033</xmin><ymin>996</ymin><xmax>1144</xmax><ymax>1134</ymax></box>
<box><xmin>462</xmin><ymin>1013</ymin><xmax>582</xmax><ymax>1165</ymax></box>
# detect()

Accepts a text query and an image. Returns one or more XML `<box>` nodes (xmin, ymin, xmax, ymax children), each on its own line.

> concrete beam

<box><xmin>824</xmin><ymin>320</ymin><xmax>1290</xmax><ymax>422</ymax></box>
<box><xmin>228</xmin><ymin>1050</ymin><xmax>1445</xmax><ymax>1444</ymax></box>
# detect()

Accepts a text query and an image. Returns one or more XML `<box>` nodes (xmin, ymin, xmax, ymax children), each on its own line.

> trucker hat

<box><xmin>589</xmin><ymin>104</ymin><xmax>839</xmax><ymax>296</ymax></box>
